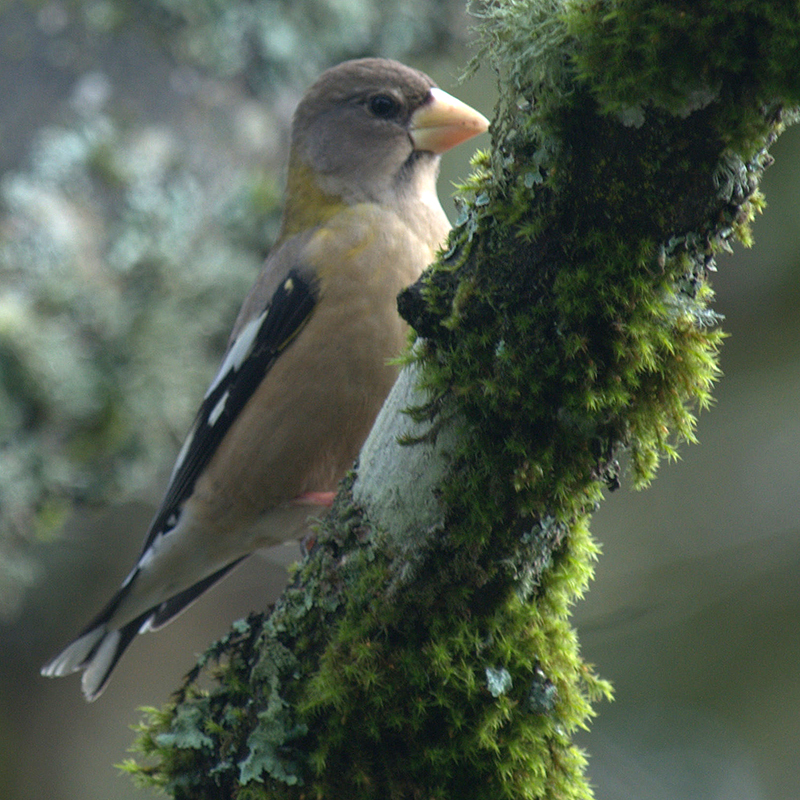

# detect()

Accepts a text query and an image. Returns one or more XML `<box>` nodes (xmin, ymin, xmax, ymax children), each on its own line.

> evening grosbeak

<box><xmin>41</xmin><ymin>58</ymin><xmax>488</xmax><ymax>700</ymax></box>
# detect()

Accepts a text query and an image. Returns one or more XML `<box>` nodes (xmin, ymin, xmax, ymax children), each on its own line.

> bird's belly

<box><xmin>191</xmin><ymin>314</ymin><xmax>402</xmax><ymax>539</ymax></box>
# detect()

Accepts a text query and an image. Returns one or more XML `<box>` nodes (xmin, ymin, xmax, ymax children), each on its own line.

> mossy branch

<box><xmin>126</xmin><ymin>1</ymin><xmax>800</xmax><ymax>798</ymax></box>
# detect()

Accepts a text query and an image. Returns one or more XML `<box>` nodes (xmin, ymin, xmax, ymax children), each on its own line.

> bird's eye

<box><xmin>368</xmin><ymin>94</ymin><xmax>401</xmax><ymax>119</ymax></box>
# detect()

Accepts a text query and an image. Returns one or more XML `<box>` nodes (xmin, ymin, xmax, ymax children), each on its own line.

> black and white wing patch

<box><xmin>142</xmin><ymin>269</ymin><xmax>318</xmax><ymax>553</ymax></box>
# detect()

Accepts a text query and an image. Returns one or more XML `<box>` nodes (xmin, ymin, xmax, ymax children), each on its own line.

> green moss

<box><xmin>292</xmin><ymin>513</ymin><xmax>609</xmax><ymax>800</ymax></box>
<box><xmin>567</xmin><ymin>0</ymin><xmax>800</xmax><ymax>152</ymax></box>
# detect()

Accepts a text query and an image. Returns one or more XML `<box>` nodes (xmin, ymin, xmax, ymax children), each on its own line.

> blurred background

<box><xmin>0</xmin><ymin>2</ymin><xmax>798</xmax><ymax>799</ymax></box>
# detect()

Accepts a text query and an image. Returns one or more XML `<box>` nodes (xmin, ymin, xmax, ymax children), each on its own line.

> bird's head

<box><xmin>281</xmin><ymin>58</ymin><xmax>489</xmax><ymax>236</ymax></box>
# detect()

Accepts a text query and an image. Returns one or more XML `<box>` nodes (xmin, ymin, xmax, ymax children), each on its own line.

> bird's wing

<box><xmin>139</xmin><ymin>261</ymin><xmax>319</xmax><ymax>557</ymax></box>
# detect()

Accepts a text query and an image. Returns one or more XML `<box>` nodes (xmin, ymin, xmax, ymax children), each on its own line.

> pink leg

<box><xmin>292</xmin><ymin>491</ymin><xmax>336</xmax><ymax>507</ymax></box>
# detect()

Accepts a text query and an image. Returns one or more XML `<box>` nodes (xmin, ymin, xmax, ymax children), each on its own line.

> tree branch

<box><xmin>127</xmin><ymin>1</ymin><xmax>800</xmax><ymax>798</ymax></box>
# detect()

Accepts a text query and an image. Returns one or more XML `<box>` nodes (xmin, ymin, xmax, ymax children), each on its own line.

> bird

<box><xmin>41</xmin><ymin>58</ymin><xmax>489</xmax><ymax>700</ymax></box>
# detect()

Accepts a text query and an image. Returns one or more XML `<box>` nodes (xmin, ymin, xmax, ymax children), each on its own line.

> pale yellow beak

<box><xmin>410</xmin><ymin>87</ymin><xmax>489</xmax><ymax>154</ymax></box>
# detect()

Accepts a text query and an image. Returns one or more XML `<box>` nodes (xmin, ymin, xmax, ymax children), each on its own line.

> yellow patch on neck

<box><xmin>279</xmin><ymin>157</ymin><xmax>348</xmax><ymax>240</ymax></box>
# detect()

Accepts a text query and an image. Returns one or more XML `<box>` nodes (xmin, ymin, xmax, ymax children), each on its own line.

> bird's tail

<box><xmin>41</xmin><ymin>557</ymin><xmax>246</xmax><ymax>700</ymax></box>
<box><xmin>40</xmin><ymin>613</ymin><xmax>149</xmax><ymax>701</ymax></box>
